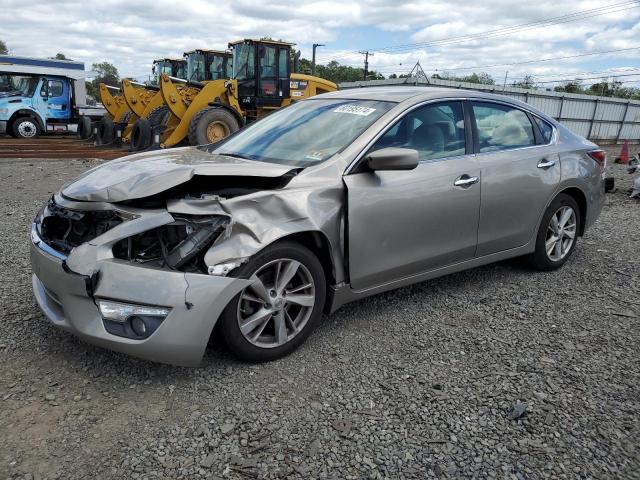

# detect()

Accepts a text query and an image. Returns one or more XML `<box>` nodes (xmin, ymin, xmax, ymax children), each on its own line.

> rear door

<box><xmin>345</xmin><ymin>100</ymin><xmax>481</xmax><ymax>290</ymax></box>
<box><xmin>471</xmin><ymin>101</ymin><xmax>560</xmax><ymax>256</ymax></box>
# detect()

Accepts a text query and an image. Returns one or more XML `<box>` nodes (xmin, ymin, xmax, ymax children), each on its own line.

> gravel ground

<box><xmin>0</xmin><ymin>147</ymin><xmax>638</xmax><ymax>480</ymax></box>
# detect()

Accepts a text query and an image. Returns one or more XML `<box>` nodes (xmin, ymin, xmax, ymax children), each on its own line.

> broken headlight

<box><xmin>112</xmin><ymin>215</ymin><xmax>228</xmax><ymax>273</ymax></box>
<box><xmin>36</xmin><ymin>198</ymin><xmax>128</xmax><ymax>254</ymax></box>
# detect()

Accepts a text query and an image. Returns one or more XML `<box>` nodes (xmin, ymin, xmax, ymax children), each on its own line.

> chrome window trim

<box><xmin>344</xmin><ymin>97</ymin><xmax>470</xmax><ymax>175</ymax></box>
<box><xmin>344</xmin><ymin>95</ymin><xmax>558</xmax><ymax>175</ymax></box>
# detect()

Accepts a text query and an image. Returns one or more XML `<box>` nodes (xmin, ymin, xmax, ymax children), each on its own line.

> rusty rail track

<box><xmin>0</xmin><ymin>136</ymin><xmax>126</xmax><ymax>160</ymax></box>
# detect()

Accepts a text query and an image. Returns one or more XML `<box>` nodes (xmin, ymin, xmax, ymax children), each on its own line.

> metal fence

<box><xmin>339</xmin><ymin>76</ymin><xmax>640</xmax><ymax>144</ymax></box>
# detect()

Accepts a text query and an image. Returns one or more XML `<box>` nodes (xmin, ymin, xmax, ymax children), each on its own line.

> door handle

<box><xmin>454</xmin><ymin>175</ymin><xmax>479</xmax><ymax>187</ymax></box>
<box><xmin>537</xmin><ymin>159</ymin><xmax>556</xmax><ymax>169</ymax></box>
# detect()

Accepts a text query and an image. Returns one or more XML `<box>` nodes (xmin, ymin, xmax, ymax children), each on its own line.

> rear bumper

<box><xmin>30</xmin><ymin>227</ymin><xmax>251</xmax><ymax>367</ymax></box>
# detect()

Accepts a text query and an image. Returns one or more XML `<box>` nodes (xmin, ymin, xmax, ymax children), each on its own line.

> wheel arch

<box><xmin>235</xmin><ymin>230</ymin><xmax>339</xmax><ymax>314</ymax></box>
<box><xmin>8</xmin><ymin>109</ymin><xmax>45</xmax><ymax>131</ymax></box>
<box><xmin>557</xmin><ymin>186</ymin><xmax>587</xmax><ymax>236</ymax></box>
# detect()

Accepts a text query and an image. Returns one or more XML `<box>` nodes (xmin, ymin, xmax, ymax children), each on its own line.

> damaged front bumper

<box><xmin>29</xmin><ymin>199</ymin><xmax>251</xmax><ymax>366</ymax></box>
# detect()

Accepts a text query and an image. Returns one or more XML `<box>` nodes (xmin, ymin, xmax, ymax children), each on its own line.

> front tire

<box><xmin>220</xmin><ymin>242</ymin><xmax>326</xmax><ymax>362</ymax></box>
<box><xmin>12</xmin><ymin>116</ymin><xmax>40</xmax><ymax>139</ymax></box>
<box><xmin>130</xmin><ymin>118</ymin><xmax>152</xmax><ymax>152</ymax></box>
<box><xmin>529</xmin><ymin>193</ymin><xmax>580</xmax><ymax>271</ymax></box>
<box><xmin>188</xmin><ymin>107</ymin><xmax>239</xmax><ymax>146</ymax></box>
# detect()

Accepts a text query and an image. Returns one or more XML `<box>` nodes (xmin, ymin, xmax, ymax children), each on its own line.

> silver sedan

<box><xmin>30</xmin><ymin>87</ymin><xmax>606</xmax><ymax>365</ymax></box>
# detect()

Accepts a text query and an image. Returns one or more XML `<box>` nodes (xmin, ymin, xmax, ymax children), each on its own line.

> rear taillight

<box><xmin>587</xmin><ymin>149</ymin><xmax>607</xmax><ymax>169</ymax></box>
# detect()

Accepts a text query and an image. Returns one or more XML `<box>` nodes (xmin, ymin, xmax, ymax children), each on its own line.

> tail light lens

<box><xmin>587</xmin><ymin>149</ymin><xmax>606</xmax><ymax>170</ymax></box>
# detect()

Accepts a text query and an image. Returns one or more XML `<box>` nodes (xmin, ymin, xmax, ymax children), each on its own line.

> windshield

<box><xmin>153</xmin><ymin>61</ymin><xmax>172</xmax><ymax>83</ymax></box>
<box><xmin>209</xmin><ymin>55</ymin><xmax>228</xmax><ymax>80</ymax></box>
<box><xmin>232</xmin><ymin>44</ymin><xmax>255</xmax><ymax>81</ymax></box>
<box><xmin>174</xmin><ymin>62</ymin><xmax>186</xmax><ymax>79</ymax></box>
<box><xmin>0</xmin><ymin>74</ymin><xmax>38</xmax><ymax>96</ymax></box>
<box><xmin>211</xmin><ymin>99</ymin><xmax>395</xmax><ymax>166</ymax></box>
<box><xmin>187</xmin><ymin>53</ymin><xmax>206</xmax><ymax>82</ymax></box>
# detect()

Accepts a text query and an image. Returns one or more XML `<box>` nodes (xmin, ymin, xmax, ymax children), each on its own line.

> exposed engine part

<box><xmin>208</xmin><ymin>262</ymin><xmax>240</xmax><ymax>276</ymax></box>
<box><xmin>112</xmin><ymin>215</ymin><xmax>228</xmax><ymax>273</ymax></box>
<box><xmin>37</xmin><ymin>198</ymin><xmax>124</xmax><ymax>254</ymax></box>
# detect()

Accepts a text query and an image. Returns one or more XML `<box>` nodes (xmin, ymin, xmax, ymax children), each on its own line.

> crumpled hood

<box><xmin>62</xmin><ymin>146</ymin><xmax>296</xmax><ymax>202</ymax></box>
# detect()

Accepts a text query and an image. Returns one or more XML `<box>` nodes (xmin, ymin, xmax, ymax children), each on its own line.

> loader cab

<box><xmin>152</xmin><ymin>58</ymin><xmax>187</xmax><ymax>84</ymax></box>
<box><xmin>230</xmin><ymin>39</ymin><xmax>292</xmax><ymax>109</ymax></box>
<box><xmin>184</xmin><ymin>49</ymin><xmax>232</xmax><ymax>83</ymax></box>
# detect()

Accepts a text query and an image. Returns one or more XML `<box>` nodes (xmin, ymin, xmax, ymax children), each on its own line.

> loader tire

<box><xmin>147</xmin><ymin>105</ymin><xmax>171</xmax><ymax>127</ymax></box>
<box><xmin>77</xmin><ymin>116</ymin><xmax>92</xmax><ymax>140</ymax></box>
<box><xmin>130</xmin><ymin>118</ymin><xmax>152</xmax><ymax>152</ymax></box>
<box><xmin>188</xmin><ymin>107</ymin><xmax>239</xmax><ymax>146</ymax></box>
<box><xmin>96</xmin><ymin>115</ymin><xmax>115</xmax><ymax>145</ymax></box>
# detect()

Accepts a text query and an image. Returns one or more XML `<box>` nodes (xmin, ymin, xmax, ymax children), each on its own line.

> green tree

<box><xmin>554</xmin><ymin>80</ymin><xmax>583</xmax><ymax>94</ymax></box>
<box><xmin>88</xmin><ymin>61</ymin><xmax>119</xmax><ymax>102</ymax></box>
<box><xmin>0</xmin><ymin>40</ymin><xmax>7</xmax><ymax>55</ymax></box>
<box><xmin>513</xmin><ymin>74</ymin><xmax>536</xmax><ymax>89</ymax></box>
<box><xmin>54</xmin><ymin>52</ymin><xmax>69</xmax><ymax>60</ymax></box>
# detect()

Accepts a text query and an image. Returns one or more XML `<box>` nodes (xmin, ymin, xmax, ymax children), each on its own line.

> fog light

<box><xmin>130</xmin><ymin>316</ymin><xmax>147</xmax><ymax>336</ymax></box>
<box><xmin>97</xmin><ymin>300</ymin><xmax>170</xmax><ymax>340</ymax></box>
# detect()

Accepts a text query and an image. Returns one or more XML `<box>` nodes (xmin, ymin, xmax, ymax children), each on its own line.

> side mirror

<box><xmin>366</xmin><ymin>147</ymin><xmax>419</xmax><ymax>171</ymax></box>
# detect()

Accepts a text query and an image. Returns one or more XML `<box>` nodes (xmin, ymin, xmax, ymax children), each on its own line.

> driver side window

<box><xmin>371</xmin><ymin>101</ymin><xmax>466</xmax><ymax>162</ymax></box>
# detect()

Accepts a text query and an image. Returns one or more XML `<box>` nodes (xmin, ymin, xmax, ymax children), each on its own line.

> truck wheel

<box><xmin>12</xmin><ymin>116</ymin><xmax>41</xmax><ymax>139</ymax></box>
<box><xmin>188</xmin><ymin>107</ymin><xmax>239</xmax><ymax>146</ymax></box>
<box><xmin>96</xmin><ymin>115</ymin><xmax>115</xmax><ymax>145</ymax></box>
<box><xmin>77</xmin><ymin>116</ymin><xmax>92</xmax><ymax>139</ymax></box>
<box><xmin>130</xmin><ymin>118</ymin><xmax>152</xmax><ymax>152</ymax></box>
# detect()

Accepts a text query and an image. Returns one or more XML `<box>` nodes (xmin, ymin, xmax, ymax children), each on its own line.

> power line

<box><xmin>316</xmin><ymin>1</ymin><xmax>640</xmax><ymax>62</ymax></box>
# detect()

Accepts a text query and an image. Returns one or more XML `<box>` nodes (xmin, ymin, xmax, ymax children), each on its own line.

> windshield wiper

<box><xmin>219</xmin><ymin>152</ymin><xmax>253</xmax><ymax>160</ymax></box>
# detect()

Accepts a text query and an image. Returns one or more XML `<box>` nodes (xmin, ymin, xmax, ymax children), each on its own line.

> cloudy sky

<box><xmin>1</xmin><ymin>0</ymin><xmax>639</xmax><ymax>87</ymax></box>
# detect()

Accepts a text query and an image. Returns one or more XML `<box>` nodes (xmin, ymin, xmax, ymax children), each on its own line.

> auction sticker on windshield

<box><xmin>333</xmin><ymin>104</ymin><xmax>377</xmax><ymax>116</ymax></box>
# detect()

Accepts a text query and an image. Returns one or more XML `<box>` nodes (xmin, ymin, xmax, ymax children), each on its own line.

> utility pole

<box><xmin>502</xmin><ymin>70</ymin><xmax>509</xmax><ymax>90</ymax></box>
<box><xmin>359</xmin><ymin>50</ymin><xmax>373</xmax><ymax>81</ymax></box>
<box><xmin>311</xmin><ymin>44</ymin><xmax>324</xmax><ymax>76</ymax></box>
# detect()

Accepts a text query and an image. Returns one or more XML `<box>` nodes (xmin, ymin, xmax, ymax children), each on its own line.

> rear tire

<box><xmin>96</xmin><ymin>115</ymin><xmax>115</xmax><ymax>145</ymax></box>
<box><xmin>12</xmin><ymin>116</ymin><xmax>40</xmax><ymax>139</ymax></box>
<box><xmin>528</xmin><ymin>193</ymin><xmax>580</xmax><ymax>271</ymax></box>
<box><xmin>130</xmin><ymin>118</ymin><xmax>152</xmax><ymax>152</ymax></box>
<box><xmin>220</xmin><ymin>241</ymin><xmax>326</xmax><ymax>362</ymax></box>
<box><xmin>77</xmin><ymin>116</ymin><xmax>92</xmax><ymax>139</ymax></box>
<box><xmin>188</xmin><ymin>107</ymin><xmax>239</xmax><ymax>146</ymax></box>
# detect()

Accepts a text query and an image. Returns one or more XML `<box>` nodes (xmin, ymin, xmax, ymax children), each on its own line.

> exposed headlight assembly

<box><xmin>113</xmin><ymin>215</ymin><xmax>228</xmax><ymax>273</ymax></box>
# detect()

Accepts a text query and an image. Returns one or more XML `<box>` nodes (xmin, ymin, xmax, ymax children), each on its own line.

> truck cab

<box><xmin>0</xmin><ymin>55</ymin><xmax>104</xmax><ymax>138</ymax></box>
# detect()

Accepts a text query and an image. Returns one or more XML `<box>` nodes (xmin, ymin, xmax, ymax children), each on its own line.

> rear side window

<box><xmin>534</xmin><ymin>116</ymin><xmax>554</xmax><ymax>144</ymax></box>
<box><xmin>472</xmin><ymin>102</ymin><xmax>535</xmax><ymax>152</ymax></box>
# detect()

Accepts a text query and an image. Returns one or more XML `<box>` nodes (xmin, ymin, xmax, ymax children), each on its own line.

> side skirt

<box><xmin>327</xmin><ymin>241</ymin><xmax>535</xmax><ymax>313</ymax></box>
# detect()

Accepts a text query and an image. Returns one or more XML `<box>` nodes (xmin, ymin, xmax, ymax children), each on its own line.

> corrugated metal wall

<box><xmin>339</xmin><ymin>77</ymin><xmax>640</xmax><ymax>144</ymax></box>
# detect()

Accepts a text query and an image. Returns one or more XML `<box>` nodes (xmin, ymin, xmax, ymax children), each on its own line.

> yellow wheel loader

<box><xmin>129</xmin><ymin>49</ymin><xmax>233</xmax><ymax>151</ymax></box>
<box><xmin>95</xmin><ymin>58</ymin><xmax>186</xmax><ymax>145</ymax></box>
<box><xmin>131</xmin><ymin>39</ymin><xmax>337</xmax><ymax>151</ymax></box>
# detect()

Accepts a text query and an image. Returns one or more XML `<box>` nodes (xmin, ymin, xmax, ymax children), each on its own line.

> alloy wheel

<box><xmin>236</xmin><ymin>258</ymin><xmax>316</xmax><ymax>349</ymax></box>
<box><xmin>545</xmin><ymin>205</ymin><xmax>577</xmax><ymax>261</ymax></box>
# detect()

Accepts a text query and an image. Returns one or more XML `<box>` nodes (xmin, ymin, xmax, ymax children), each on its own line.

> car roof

<box><xmin>316</xmin><ymin>86</ymin><xmax>528</xmax><ymax>106</ymax></box>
